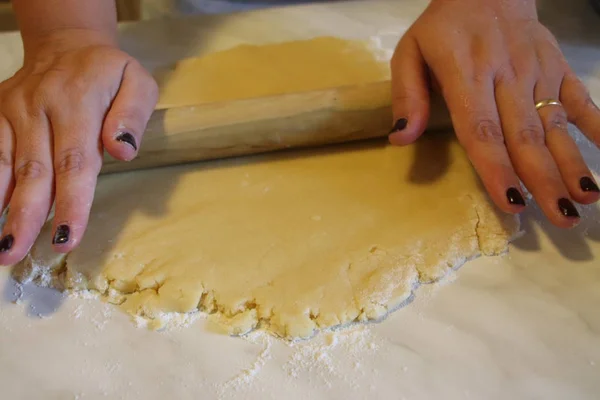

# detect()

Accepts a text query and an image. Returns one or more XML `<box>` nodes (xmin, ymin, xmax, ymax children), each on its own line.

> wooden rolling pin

<box><xmin>101</xmin><ymin>80</ymin><xmax>451</xmax><ymax>174</ymax></box>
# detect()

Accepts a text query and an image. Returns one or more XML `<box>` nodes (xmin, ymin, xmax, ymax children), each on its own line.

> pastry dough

<box><xmin>14</xmin><ymin>37</ymin><xmax>519</xmax><ymax>339</ymax></box>
<box><xmin>154</xmin><ymin>36</ymin><xmax>390</xmax><ymax>109</ymax></box>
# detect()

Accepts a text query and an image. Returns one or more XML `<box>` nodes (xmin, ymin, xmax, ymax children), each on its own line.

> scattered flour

<box><xmin>11</xmin><ymin>281</ymin><xmax>24</xmax><ymax>304</ymax></box>
<box><xmin>216</xmin><ymin>332</ymin><xmax>273</xmax><ymax>395</ymax></box>
<box><xmin>284</xmin><ymin>324</ymin><xmax>380</xmax><ymax>384</ymax></box>
<box><xmin>73</xmin><ymin>305</ymin><xmax>84</xmax><ymax>319</ymax></box>
<box><xmin>132</xmin><ymin>310</ymin><xmax>203</xmax><ymax>331</ymax></box>
<box><xmin>69</xmin><ymin>290</ymin><xmax>102</xmax><ymax>301</ymax></box>
<box><xmin>215</xmin><ymin>324</ymin><xmax>383</xmax><ymax>397</ymax></box>
<box><xmin>91</xmin><ymin>305</ymin><xmax>113</xmax><ymax>331</ymax></box>
<box><xmin>367</xmin><ymin>30</ymin><xmax>404</xmax><ymax>62</ymax></box>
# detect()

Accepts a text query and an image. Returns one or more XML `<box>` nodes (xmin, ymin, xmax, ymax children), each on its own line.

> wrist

<box><xmin>23</xmin><ymin>28</ymin><xmax>118</xmax><ymax>70</ymax></box>
<box><xmin>11</xmin><ymin>0</ymin><xmax>118</xmax><ymax>58</ymax></box>
<box><xmin>21</xmin><ymin>28</ymin><xmax>118</xmax><ymax>65</ymax></box>
<box><xmin>430</xmin><ymin>0</ymin><xmax>537</xmax><ymax>18</ymax></box>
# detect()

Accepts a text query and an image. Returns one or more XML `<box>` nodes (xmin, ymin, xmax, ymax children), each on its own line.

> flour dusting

<box><xmin>217</xmin><ymin>332</ymin><xmax>273</xmax><ymax>395</ymax></box>
<box><xmin>367</xmin><ymin>30</ymin><xmax>404</xmax><ymax>62</ymax></box>
<box><xmin>283</xmin><ymin>324</ymin><xmax>381</xmax><ymax>390</ymax></box>
<box><xmin>215</xmin><ymin>324</ymin><xmax>383</xmax><ymax>397</ymax></box>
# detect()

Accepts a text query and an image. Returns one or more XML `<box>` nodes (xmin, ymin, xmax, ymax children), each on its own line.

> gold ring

<box><xmin>535</xmin><ymin>99</ymin><xmax>562</xmax><ymax>110</ymax></box>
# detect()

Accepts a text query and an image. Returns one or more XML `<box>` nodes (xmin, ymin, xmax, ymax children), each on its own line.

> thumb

<box><xmin>102</xmin><ymin>59</ymin><xmax>159</xmax><ymax>162</ymax></box>
<box><xmin>389</xmin><ymin>35</ymin><xmax>430</xmax><ymax>146</ymax></box>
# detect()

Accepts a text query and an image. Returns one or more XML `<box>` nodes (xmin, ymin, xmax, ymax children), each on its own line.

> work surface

<box><xmin>0</xmin><ymin>0</ymin><xmax>599</xmax><ymax>399</ymax></box>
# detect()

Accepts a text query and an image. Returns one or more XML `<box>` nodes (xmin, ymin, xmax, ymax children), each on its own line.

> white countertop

<box><xmin>0</xmin><ymin>1</ymin><xmax>599</xmax><ymax>399</ymax></box>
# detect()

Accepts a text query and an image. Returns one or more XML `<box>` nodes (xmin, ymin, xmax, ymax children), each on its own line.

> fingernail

<box><xmin>558</xmin><ymin>198</ymin><xmax>580</xmax><ymax>218</ymax></box>
<box><xmin>506</xmin><ymin>187</ymin><xmax>526</xmax><ymax>206</ymax></box>
<box><xmin>0</xmin><ymin>234</ymin><xmax>14</xmax><ymax>252</ymax></box>
<box><xmin>389</xmin><ymin>118</ymin><xmax>408</xmax><ymax>134</ymax></box>
<box><xmin>580</xmin><ymin>176</ymin><xmax>600</xmax><ymax>192</ymax></box>
<box><xmin>52</xmin><ymin>225</ymin><xmax>70</xmax><ymax>245</ymax></box>
<box><xmin>115</xmin><ymin>132</ymin><xmax>137</xmax><ymax>151</ymax></box>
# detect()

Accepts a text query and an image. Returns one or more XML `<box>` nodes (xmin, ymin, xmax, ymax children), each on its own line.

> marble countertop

<box><xmin>0</xmin><ymin>1</ymin><xmax>599</xmax><ymax>399</ymax></box>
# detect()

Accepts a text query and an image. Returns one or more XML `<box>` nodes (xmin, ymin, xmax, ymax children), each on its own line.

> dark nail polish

<box><xmin>389</xmin><ymin>118</ymin><xmax>408</xmax><ymax>134</ymax></box>
<box><xmin>580</xmin><ymin>176</ymin><xmax>600</xmax><ymax>193</ymax></box>
<box><xmin>506</xmin><ymin>187</ymin><xmax>526</xmax><ymax>206</ymax></box>
<box><xmin>115</xmin><ymin>132</ymin><xmax>137</xmax><ymax>151</ymax></box>
<box><xmin>558</xmin><ymin>198</ymin><xmax>580</xmax><ymax>218</ymax></box>
<box><xmin>52</xmin><ymin>225</ymin><xmax>70</xmax><ymax>245</ymax></box>
<box><xmin>0</xmin><ymin>234</ymin><xmax>14</xmax><ymax>253</ymax></box>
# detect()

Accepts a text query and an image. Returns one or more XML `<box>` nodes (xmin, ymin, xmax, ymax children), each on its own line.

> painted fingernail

<box><xmin>115</xmin><ymin>132</ymin><xmax>137</xmax><ymax>151</ymax></box>
<box><xmin>558</xmin><ymin>198</ymin><xmax>580</xmax><ymax>218</ymax></box>
<box><xmin>0</xmin><ymin>234</ymin><xmax>14</xmax><ymax>252</ymax></box>
<box><xmin>506</xmin><ymin>187</ymin><xmax>526</xmax><ymax>206</ymax></box>
<box><xmin>389</xmin><ymin>118</ymin><xmax>408</xmax><ymax>134</ymax></box>
<box><xmin>580</xmin><ymin>176</ymin><xmax>600</xmax><ymax>192</ymax></box>
<box><xmin>52</xmin><ymin>225</ymin><xmax>70</xmax><ymax>245</ymax></box>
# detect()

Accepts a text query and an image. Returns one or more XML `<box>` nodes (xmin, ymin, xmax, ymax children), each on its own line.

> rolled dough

<box><xmin>154</xmin><ymin>36</ymin><xmax>390</xmax><ymax>109</ymax></box>
<box><xmin>14</xmin><ymin>37</ymin><xmax>519</xmax><ymax>339</ymax></box>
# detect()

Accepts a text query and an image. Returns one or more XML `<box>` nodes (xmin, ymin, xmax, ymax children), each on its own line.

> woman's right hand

<box><xmin>0</xmin><ymin>28</ymin><xmax>158</xmax><ymax>265</ymax></box>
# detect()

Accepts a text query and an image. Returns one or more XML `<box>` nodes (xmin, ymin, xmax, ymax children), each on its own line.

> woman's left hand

<box><xmin>389</xmin><ymin>0</ymin><xmax>600</xmax><ymax>228</ymax></box>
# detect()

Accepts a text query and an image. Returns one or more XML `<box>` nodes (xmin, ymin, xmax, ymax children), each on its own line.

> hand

<box><xmin>389</xmin><ymin>0</ymin><xmax>600</xmax><ymax>228</ymax></box>
<box><xmin>0</xmin><ymin>29</ymin><xmax>158</xmax><ymax>265</ymax></box>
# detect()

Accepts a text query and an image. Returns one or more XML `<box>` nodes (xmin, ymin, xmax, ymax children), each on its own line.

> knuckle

<box><xmin>545</xmin><ymin>110</ymin><xmax>569</xmax><ymax>132</ymax></box>
<box><xmin>565</xmin><ymin>72</ymin><xmax>585</xmax><ymax>90</ymax></box>
<box><xmin>128</xmin><ymin>57</ymin><xmax>144</xmax><ymax>74</ymax></box>
<box><xmin>31</xmin><ymin>80</ymin><xmax>55</xmax><ymax>108</ymax></box>
<box><xmin>1</xmin><ymin>93</ymin><xmax>25</xmax><ymax>117</ymax></box>
<box><xmin>512</xmin><ymin>125</ymin><xmax>546</xmax><ymax>146</ymax></box>
<box><xmin>583</xmin><ymin>95</ymin><xmax>599</xmax><ymax>112</ymax></box>
<box><xmin>131</xmin><ymin>60</ymin><xmax>160</xmax><ymax>102</ymax></box>
<box><xmin>15</xmin><ymin>159</ymin><xmax>48</xmax><ymax>182</ymax></box>
<box><xmin>471</xmin><ymin>61</ymin><xmax>494</xmax><ymax>86</ymax></box>
<box><xmin>469</xmin><ymin>119</ymin><xmax>505</xmax><ymax>145</ymax></box>
<box><xmin>389</xmin><ymin>49</ymin><xmax>405</xmax><ymax>71</ymax></box>
<box><xmin>568</xmin><ymin>94</ymin><xmax>598</xmax><ymax>126</ymax></box>
<box><xmin>0</xmin><ymin>151</ymin><xmax>12</xmax><ymax>168</ymax></box>
<box><xmin>54</xmin><ymin>147</ymin><xmax>87</xmax><ymax>176</ymax></box>
<box><xmin>140</xmin><ymin>79</ymin><xmax>159</xmax><ymax>106</ymax></box>
<box><xmin>494</xmin><ymin>61</ymin><xmax>518</xmax><ymax>87</ymax></box>
<box><xmin>392</xmin><ymin>90</ymin><xmax>422</xmax><ymax>106</ymax></box>
<box><xmin>471</xmin><ymin>70</ymin><xmax>490</xmax><ymax>86</ymax></box>
<box><xmin>390</xmin><ymin>35</ymin><xmax>412</xmax><ymax>67</ymax></box>
<box><xmin>29</xmin><ymin>89</ymin><xmax>50</xmax><ymax>112</ymax></box>
<box><xmin>5</xmin><ymin>78</ymin><xmax>59</xmax><ymax>117</ymax></box>
<box><xmin>110</xmin><ymin>106</ymin><xmax>146</xmax><ymax>127</ymax></box>
<box><xmin>0</xmin><ymin>142</ymin><xmax>13</xmax><ymax>168</ymax></box>
<box><xmin>38</xmin><ymin>72</ymin><xmax>60</xmax><ymax>91</ymax></box>
<box><xmin>0</xmin><ymin>115</ymin><xmax>11</xmax><ymax>133</ymax></box>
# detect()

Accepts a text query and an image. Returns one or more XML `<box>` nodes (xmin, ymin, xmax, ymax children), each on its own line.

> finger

<box><xmin>102</xmin><ymin>60</ymin><xmax>159</xmax><ymax>161</ymax></box>
<box><xmin>49</xmin><ymin>101</ymin><xmax>104</xmax><ymax>253</ymax></box>
<box><xmin>389</xmin><ymin>34</ymin><xmax>430</xmax><ymax>146</ymax></box>
<box><xmin>495</xmin><ymin>68</ymin><xmax>580</xmax><ymax>228</ymax></box>
<box><xmin>0</xmin><ymin>109</ymin><xmax>54</xmax><ymax>265</ymax></box>
<box><xmin>436</xmin><ymin>64</ymin><xmax>526</xmax><ymax>214</ymax></box>
<box><xmin>0</xmin><ymin>115</ymin><xmax>15</xmax><ymax>211</ymax></box>
<box><xmin>560</xmin><ymin>71</ymin><xmax>600</xmax><ymax>149</ymax></box>
<box><xmin>535</xmin><ymin>71</ymin><xmax>600</xmax><ymax>205</ymax></box>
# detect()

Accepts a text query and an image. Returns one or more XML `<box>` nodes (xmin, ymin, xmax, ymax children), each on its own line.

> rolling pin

<box><xmin>100</xmin><ymin>80</ymin><xmax>451</xmax><ymax>174</ymax></box>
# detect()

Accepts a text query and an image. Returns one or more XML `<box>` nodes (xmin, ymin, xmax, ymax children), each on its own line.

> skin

<box><xmin>390</xmin><ymin>0</ymin><xmax>600</xmax><ymax>226</ymax></box>
<box><xmin>0</xmin><ymin>0</ymin><xmax>598</xmax><ymax>266</ymax></box>
<box><xmin>0</xmin><ymin>0</ymin><xmax>158</xmax><ymax>265</ymax></box>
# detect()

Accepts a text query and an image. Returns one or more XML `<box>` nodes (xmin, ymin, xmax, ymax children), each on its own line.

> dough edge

<box><xmin>12</xmin><ymin>203</ymin><xmax>520</xmax><ymax>341</ymax></box>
